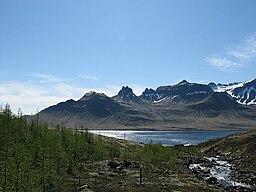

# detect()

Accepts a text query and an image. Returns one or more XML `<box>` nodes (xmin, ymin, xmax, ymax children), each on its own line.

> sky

<box><xmin>0</xmin><ymin>0</ymin><xmax>256</xmax><ymax>114</ymax></box>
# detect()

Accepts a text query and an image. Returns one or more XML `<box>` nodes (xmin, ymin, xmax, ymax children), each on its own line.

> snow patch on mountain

<box><xmin>213</xmin><ymin>79</ymin><xmax>256</xmax><ymax>105</ymax></box>
<box><xmin>215</xmin><ymin>82</ymin><xmax>244</xmax><ymax>92</ymax></box>
<box><xmin>186</xmin><ymin>91</ymin><xmax>208</xmax><ymax>96</ymax></box>
<box><xmin>247</xmin><ymin>99</ymin><xmax>256</xmax><ymax>105</ymax></box>
<box><xmin>153</xmin><ymin>96</ymin><xmax>169</xmax><ymax>103</ymax></box>
<box><xmin>231</xmin><ymin>86</ymin><xmax>256</xmax><ymax>105</ymax></box>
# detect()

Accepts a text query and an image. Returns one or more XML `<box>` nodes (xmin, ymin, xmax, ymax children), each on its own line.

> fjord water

<box><xmin>90</xmin><ymin>130</ymin><xmax>238</xmax><ymax>146</ymax></box>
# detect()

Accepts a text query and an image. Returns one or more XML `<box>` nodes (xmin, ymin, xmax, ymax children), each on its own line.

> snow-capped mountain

<box><xmin>210</xmin><ymin>82</ymin><xmax>244</xmax><ymax>92</ymax></box>
<box><xmin>114</xmin><ymin>79</ymin><xmax>256</xmax><ymax>106</ymax></box>
<box><xmin>141</xmin><ymin>80</ymin><xmax>213</xmax><ymax>103</ymax></box>
<box><xmin>230</xmin><ymin>79</ymin><xmax>256</xmax><ymax>105</ymax></box>
<box><xmin>140</xmin><ymin>88</ymin><xmax>159</xmax><ymax>102</ymax></box>
<box><xmin>211</xmin><ymin>79</ymin><xmax>256</xmax><ymax>105</ymax></box>
<box><xmin>36</xmin><ymin>79</ymin><xmax>256</xmax><ymax>130</ymax></box>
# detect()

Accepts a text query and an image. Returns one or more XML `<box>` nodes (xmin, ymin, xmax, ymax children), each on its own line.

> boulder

<box><xmin>116</xmin><ymin>164</ymin><xmax>124</xmax><ymax>171</ymax></box>
<box><xmin>205</xmin><ymin>177</ymin><xmax>218</xmax><ymax>184</ymax></box>
<box><xmin>201</xmin><ymin>168</ymin><xmax>210</xmax><ymax>174</ymax></box>
<box><xmin>123</xmin><ymin>160</ymin><xmax>131</xmax><ymax>168</ymax></box>
<box><xmin>108</xmin><ymin>160</ymin><xmax>121</xmax><ymax>169</ymax></box>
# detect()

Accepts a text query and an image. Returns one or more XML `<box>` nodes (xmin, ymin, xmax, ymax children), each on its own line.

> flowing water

<box><xmin>189</xmin><ymin>156</ymin><xmax>252</xmax><ymax>189</ymax></box>
<box><xmin>90</xmin><ymin>130</ymin><xmax>255</xmax><ymax>189</ymax></box>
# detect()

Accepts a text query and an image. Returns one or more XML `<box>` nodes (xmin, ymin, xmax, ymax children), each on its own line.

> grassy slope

<box><xmin>198</xmin><ymin>129</ymin><xmax>256</xmax><ymax>184</ymax></box>
<box><xmin>5</xmin><ymin>106</ymin><xmax>256</xmax><ymax>191</ymax></box>
<box><xmin>68</xmin><ymin>136</ymin><xmax>221</xmax><ymax>192</ymax></box>
<box><xmin>0</xmin><ymin>106</ymin><xmax>220</xmax><ymax>192</ymax></box>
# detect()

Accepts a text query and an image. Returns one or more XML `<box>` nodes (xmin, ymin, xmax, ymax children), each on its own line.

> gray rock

<box><xmin>116</xmin><ymin>164</ymin><xmax>124</xmax><ymax>171</ymax></box>
<box><xmin>108</xmin><ymin>160</ymin><xmax>121</xmax><ymax>169</ymax></box>
<box><xmin>123</xmin><ymin>160</ymin><xmax>131</xmax><ymax>168</ymax></box>
<box><xmin>201</xmin><ymin>168</ymin><xmax>210</xmax><ymax>174</ymax></box>
<box><xmin>205</xmin><ymin>177</ymin><xmax>218</xmax><ymax>184</ymax></box>
<box><xmin>78</xmin><ymin>184</ymin><xmax>90</xmax><ymax>190</ymax></box>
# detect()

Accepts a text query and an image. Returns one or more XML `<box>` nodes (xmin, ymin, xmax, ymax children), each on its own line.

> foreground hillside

<box><xmin>199</xmin><ymin>129</ymin><xmax>256</xmax><ymax>186</ymax></box>
<box><xmin>0</xmin><ymin>106</ymin><xmax>221</xmax><ymax>192</ymax></box>
<box><xmin>2</xmin><ymin>106</ymin><xmax>256</xmax><ymax>191</ymax></box>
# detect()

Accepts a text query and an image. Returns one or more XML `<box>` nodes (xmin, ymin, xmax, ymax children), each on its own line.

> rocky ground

<box><xmin>67</xmin><ymin>159</ymin><xmax>220</xmax><ymax>192</ymax></box>
<box><xmin>62</xmin><ymin>130</ymin><xmax>256</xmax><ymax>192</ymax></box>
<box><xmin>191</xmin><ymin>129</ymin><xmax>256</xmax><ymax>191</ymax></box>
<box><xmin>61</xmin><ymin>136</ymin><xmax>220</xmax><ymax>192</ymax></box>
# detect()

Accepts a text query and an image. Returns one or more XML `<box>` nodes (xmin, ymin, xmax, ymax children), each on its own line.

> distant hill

<box><xmin>35</xmin><ymin>79</ymin><xmax>256</xmax><ymax>130</ymax></box>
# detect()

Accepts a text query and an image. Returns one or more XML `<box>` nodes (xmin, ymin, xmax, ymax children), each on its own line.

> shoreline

<box><xmin>88</xmin><ymin>129</ymin><xmax>242</xmax><ymax>132</ymax></box>
<box><xmin>88</xmin><ymin>129</ymin><xmax>240</xmax><ymax>147</ymax></box>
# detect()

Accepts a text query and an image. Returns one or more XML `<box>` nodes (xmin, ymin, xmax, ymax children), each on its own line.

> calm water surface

<box><xmin>90</xmin><ymin>130</ymin><xmax>238</xmax><ymax>146</ymax></box>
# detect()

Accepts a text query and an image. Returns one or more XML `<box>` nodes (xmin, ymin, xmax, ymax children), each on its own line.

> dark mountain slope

<box><xmin>231</xmin><ymin>79</ymin><xmax>256</xmax><ymax>105</ymax></box>
<box><xmin>38</xmin><ymin>91</ymin><xmax>156</xmax><ymax>129</ymax></box>
<box><xmin>36</xmin><ymin>80</ymin><xmax>256</xmax><ymax>130</ymax></box>
<box><xmin>188</xmin><ymin>92</ymin><xmax>241</xmax><ymax>111</ymax></box>
<box><xmin>41</xmin><ymin>92</ymin><xmax>123</xmax><ymax>118</ymax></box>
<box><xmin>141</xmin><ymin>80</ymin><xmax>213</xmax><ymax>103</ymax></box>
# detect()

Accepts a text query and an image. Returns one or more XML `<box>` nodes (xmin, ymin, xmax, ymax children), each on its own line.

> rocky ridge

<box><xmin>36</xmin><ymin>79</ymin><xmax>256</xmax><ymax>130</ymax></box>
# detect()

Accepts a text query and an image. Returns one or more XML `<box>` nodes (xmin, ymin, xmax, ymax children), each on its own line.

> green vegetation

<box><xmin>0</xmin><ymin>105</ymin><xmax>202</xmax><ymax>191</ymax></box>
<box><xmin>137</xmin><ymin>142</ymin><xmax>199</xmax><ymax>172</ymax></box>
<box><xmin>199</xmin><ymin>129</ymin><xmax>256</xmax><ymax>177</ymax></box>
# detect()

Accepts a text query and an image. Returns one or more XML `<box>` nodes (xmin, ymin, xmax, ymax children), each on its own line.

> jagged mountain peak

<box><xmin>114</xmin><ymin>86</ymin><xmax>141</xmax><ymax>103</ymax></box>
<box><xmin>141</xmin><ymin>88</ymin><xmax>158</xmax><ymax>102</ymax></box>
<box><xmin>142</xmin><ymin>88</ymin><xmax>156</xmax><ymax>94</ymax></box>
<box><xmin>37</xmin><ymin>78</ymin><xmax>256</xmax><ymax>130</ymax></box>
<box><xmin>118</xmin><ymin>86</ymin><xmax>134</xmax><ymax>96</ymax></box>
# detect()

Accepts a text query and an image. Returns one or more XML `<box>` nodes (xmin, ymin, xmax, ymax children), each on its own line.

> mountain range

<box><xmin>36</xmin><ymin>79</ymin><xmax>256</xmax><ymax>130</ymax></box>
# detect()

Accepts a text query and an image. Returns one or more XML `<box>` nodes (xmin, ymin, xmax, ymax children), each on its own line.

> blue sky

<box><xmin>0</xmin><ymin>0</ymin><xmax>256</xmax><ymax>114</ymax></box>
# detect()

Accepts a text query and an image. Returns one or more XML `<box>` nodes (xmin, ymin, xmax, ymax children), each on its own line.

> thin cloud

<box><xmin>207</xmin><ymin>33</ymin><xmax>256</xmax><ymax>71</ymax></box>
<box><xmin>206</xmin><ymin>56</ymin><xmax>239</xmax><ymax>71</ymax></box>
<box><xmin>0</xmin><ymin>79</ymin><xmax>144</xmax><ymax>114</ymax></box>
<box><xmin>228</xmin><ymin>33</ymin><xmax>256</xmax><ymax>60</ymax></box>
<box><xmin>0</xmin><ymin>80</ymin><xmax>83</xmax><ymax>115</ymax></box>
<box><xmin>0</xmin><ymin>81</ymin><xmax>62</xmax><ymax>115</ymax></box>
<box><xmin>32</xmin><ymin>73</ymin><xmax>64</xmax><ymax>83</ymax></box>
<box><xmin>78</xmin><ymin>75</ymin><xmax>98</xmax><ymax>81</ymax></box>
<box><xmin>0</xmin><ymin>73</ymin><xmax>147</xmax><ymax>114</ymax></box>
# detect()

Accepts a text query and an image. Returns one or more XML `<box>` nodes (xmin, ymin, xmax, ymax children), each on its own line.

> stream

<box><xmin>189</xmin><ymin>156</ymin><xmax>255</xmax><ymax>191</ymax></box>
